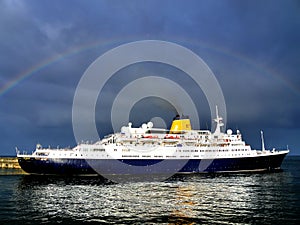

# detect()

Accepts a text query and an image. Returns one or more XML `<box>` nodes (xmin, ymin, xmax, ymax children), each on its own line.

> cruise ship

<box><xmin>17</xmin><ymin>109</ymin><xmax>289</xmax><ymax>176</ymax></box>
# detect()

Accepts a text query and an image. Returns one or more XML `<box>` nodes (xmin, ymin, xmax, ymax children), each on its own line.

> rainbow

<box><xmin>0</xmin><ymin>39</ymin><xmax>124</xmax><ymax>97</ymax></box>
<box><xmin>189</xmin><ymin>40</ymin><xmax>299</xmax><ymax>97</ymax></box>
<box><xmin>0</xmin><ymin>39</ymin><xmax>298</xmax><ymax>97</ymax></box>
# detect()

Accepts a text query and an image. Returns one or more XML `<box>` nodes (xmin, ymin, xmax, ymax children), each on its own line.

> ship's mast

<box><xmin>214</xmin><ymin>105</ymin><xmax>224</xmax><ymax>135</ymax></box>
<box><xmin>261</xmin><ymin>130</ymin><xmax>265</xmax><ymax>151</ymax></box>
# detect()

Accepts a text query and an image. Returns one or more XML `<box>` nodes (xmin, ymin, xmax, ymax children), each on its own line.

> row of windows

<box><xmin>51</xmin><ymin>153</ymin><xmax>83</xmax><ymax>157</ymax></box>
<box><xmin>121</xmin><ymin>155</ymin><xmax>164</xmax><ymax>158</ymax></box>
<box><xmin>176</xmin><ymin>149</ymin><xmax>249</xmax><ymax>153</ymax></box>
<box><xmin>232</xmin><ymin>149</ymin><xmax>248</xmax><ymax>151</ymax></box>
<box><xmin>106</xmin><ymin>153</ymin><xmax>253</xmax><ymax>159</ymax></box>
<box><xmin>93</xmin><ymin>148</ymin><xmax>105</xmax><ymax>152</ymax></box>
<box><xmin>166</xmin><ymin>155</ymin><xmax>176</xmax><ymax>158</ymax></box>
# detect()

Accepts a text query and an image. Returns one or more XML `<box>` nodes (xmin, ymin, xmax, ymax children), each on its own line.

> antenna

<box><xmin>261</xmin><ymin>130</ymin><xmax>265</xmax><ymax>151</ymax></box>
<box><xmin>213</xmin><ymin>105</ymin><xmax>224</xmax><ymax>134</ymax></box>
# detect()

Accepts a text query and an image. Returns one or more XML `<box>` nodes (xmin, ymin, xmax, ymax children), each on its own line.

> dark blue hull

<box><xmin>18</xmin><ymin>158</ymin><xmax>97</xmax><ymax>175</ymax></box>
<box><xmin>180</xmin><ymin>153</ymin><xmax>287</xmax><ymax>173</ymax></box>
<box><xmin>18</xmin><ymin>153</ymin><xmax>288</xmax><ymax>176</ymax></box>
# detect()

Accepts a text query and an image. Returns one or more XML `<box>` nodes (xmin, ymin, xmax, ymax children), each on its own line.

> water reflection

<box><xmin>168</xmin><ymin>173</ymin><xmax>297</xmax><ymax>224</ymax></box>
<box><xmin>0</xmin><ymin>169</ymin><xmax>26</xmax><ymax>176</ymax></box>
<box><xmin>168</xmin><ymin>185</ymin><xmax>197</xmax><ymax>225</ymax></box>
<box><xmin>12</xmin><ymin>172</ymin><xmax>298</xmax><ymax>224</ymax></box>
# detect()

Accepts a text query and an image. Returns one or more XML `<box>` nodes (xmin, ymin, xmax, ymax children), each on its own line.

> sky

<box><xmin>0</xmin><ymin>0</ymin><xmax>300</xmax><ymax>155</ymax></box>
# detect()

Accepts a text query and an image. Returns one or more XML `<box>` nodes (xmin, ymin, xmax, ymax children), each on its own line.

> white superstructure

<box><xmin>18</xmin><ymin>111</ymin><xmax>288</xmax><ymax>161</ymax></box>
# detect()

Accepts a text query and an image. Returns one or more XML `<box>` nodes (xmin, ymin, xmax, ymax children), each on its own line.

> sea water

<box><xmin>0</xmin><ymin>156</ymin><xmax>299</xmax><ymax>224</ymax></box>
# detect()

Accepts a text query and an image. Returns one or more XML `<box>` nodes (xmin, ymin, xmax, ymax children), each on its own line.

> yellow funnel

<box><xmin>170</xmin><ymin>117</ymin><xmax>192</xmax><ymax>133</ymax></box>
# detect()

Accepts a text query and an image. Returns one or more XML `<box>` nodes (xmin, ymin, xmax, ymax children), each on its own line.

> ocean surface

<box><xmin>0</xmin><ymin>156</ymin><xmax>299</xmax><ymax>224</ymax></box>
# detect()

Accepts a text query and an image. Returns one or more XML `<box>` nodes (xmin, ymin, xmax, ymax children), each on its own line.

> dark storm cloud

<box><xmin>0</xmin><ymin>0</ymin><xmax>299</xmax><ymax>155</ymax></box>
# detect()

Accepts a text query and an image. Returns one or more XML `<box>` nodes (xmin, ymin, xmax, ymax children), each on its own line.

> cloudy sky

<box><xmin>0</xmin><ymin>0</ymin><xmax>299</xmax><ymax>155</ymax></box>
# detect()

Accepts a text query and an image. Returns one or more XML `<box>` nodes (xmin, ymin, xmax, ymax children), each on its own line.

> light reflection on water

<box><xmin>3</xmin><ymin>171</ymin><xmax>296</xmax><ymax>224</ymax></box>
<box><xmin>0</xmin><ymin>169</ymin><xmax>26</xmax><ymax>176</ymax></box>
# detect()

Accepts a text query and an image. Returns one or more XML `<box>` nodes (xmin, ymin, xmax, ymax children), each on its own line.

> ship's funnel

<box><xmin>170</xmin><ymin>115</ymin><xmax>192</xmax><ymax>133</ymax></box>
